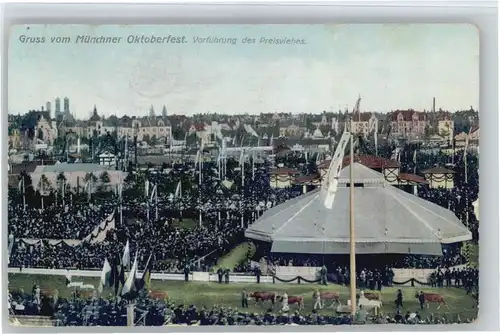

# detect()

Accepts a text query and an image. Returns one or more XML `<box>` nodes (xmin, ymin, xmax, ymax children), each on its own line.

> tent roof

<box><xmin>245</xmin><ymin>163</ymin><xmax>471</xmax><ymax>255</ymax></box>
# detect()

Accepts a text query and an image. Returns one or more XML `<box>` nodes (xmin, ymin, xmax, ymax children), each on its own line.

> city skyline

<box><xmin>9</xmin><ymin>24</ymin><xmax>479</xmax><ymax>118</ymax></box>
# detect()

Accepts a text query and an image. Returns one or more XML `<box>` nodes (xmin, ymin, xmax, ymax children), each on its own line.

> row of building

<box><xmin>8</xmin><ymin>98</ymin><xmax>476</xmax><ymax>151</ymax></box>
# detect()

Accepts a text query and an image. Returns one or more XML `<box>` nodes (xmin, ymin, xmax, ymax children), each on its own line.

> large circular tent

<box><xmin>245</xmin><ymin>162</ymin><xmax>472</xmax><ymax>256</ymax></box>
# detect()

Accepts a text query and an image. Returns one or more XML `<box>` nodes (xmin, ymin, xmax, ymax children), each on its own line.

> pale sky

<box><xmin>8</xmin><ymin>24</ymin><xmax>479</xmax><ymax>118</ymax></box>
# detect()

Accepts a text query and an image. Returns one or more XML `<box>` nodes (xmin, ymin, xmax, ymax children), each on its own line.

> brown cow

<box><xmin>41</xmin><ymin>289</ymin><xmax>53</xmax><ymax>297</ymax></box>
<box><xmin>415</xmin><ymin>292</ymin><xmax>448</xmax><ymax>310</ymax></box>
<box><xmin>277</xmin><ymin>295</ymin><xmax>305</xmax><ymax>310</ymax></box>
<box><xmin>149</xmin><ymin>290</ymin><xmax>169</xmax><ymax>301</ymax></box>
<box><xmin>249</xmin><ymin>291</ymin><xmax>277</xmax><ymax>305</ymax></box>
<box><xmin>361</xmin><ymin>292</ymin><xmax>381</xmax><ymax>301</ymax></box>
<box><xmin>316</xmin><ymin>291</ymin><xmax>341</xmax><ymax>308</ymax></box>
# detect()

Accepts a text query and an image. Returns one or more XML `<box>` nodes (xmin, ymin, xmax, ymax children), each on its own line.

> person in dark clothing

<box><xmin>224</xmin><ymin>268</ymin><xmax>230</xmax><ymax>284</ymax></box>
<box><xmin>418</xmin><ymin>291</ymin><xmax>425</xmax><ymax>310</ymax></box>
<box><xmin>394</xmin><ymin>310</ymin><xmax>403</xmax><ymax>323</ymax></box>
<box><xmin>217</xmin><ymin>268</ymin><xmax>223</xmax><ymax>284</ymax></box>
<box><xmin>445</xmin><ymin>268</ymin><xmax>452</xmax><ymax>287</ymax></box>
<box><xmin>320</xmin><ymin>265</ymin><xmax>328</xmax><ymax>285</ymax></box>
<box><xmin>183</xmin><ymin>265</ymin><xmax>190</xmax><ymax>282</ymax></box>
<box><xmin>395</xmin><ymin>289</ymin><xmax>403</xmax><ymax>309</ymax></box>
<box><xmin>254</xmin><ymin>267</ymin><xmax>261</xmax><ymax>284</ymax></box>
<box><xmin>241</xmin><ymin>289</ymin><xmax>249</xmax><ymax>308</ymax></box>
<box><xmin>375</xmin><ymin>270</ymin><xmax>382</xmax><ymax>291</ymax></box>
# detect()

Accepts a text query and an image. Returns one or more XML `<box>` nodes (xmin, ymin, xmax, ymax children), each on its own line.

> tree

<box><xmin>56</xmin><ymin>172</ymin><xmax>67</xmax><ymax>194</ymax></box>
<box><xmin>162</xmin><ymin>105</ymin><xmax>168</xmax><ymax>118</ymax></box>
<box><xmin>100</xmin><ymin>171</ymin><xmax>111</xmax><ymax>184</ymax></box>
<box><xmin>150</xmin><ymin>135</ymin><xmax>157</xmax><ymax>146</ymax></box>
<box><xmin>149</xmin><ymin>105</ymin><xmax>155</xmax><ymax>118</ymax></box>
<box><xmin>38</xmin><ymin>174</ymin><xmax>51</xmax><ymax>194</ymax></box>
<box><xmin>424</xmin><ymin>125</ymin><xmax>432</xmax><ymax>139</ymax></box>
<box><xmin>305</xmin><ymin>117</ymin><xmax>314</xmax><ymax>131</ymax></box>
<box><xmin>172</xmin><ymin>127</ymin><xmax>186</xmax><ymax>141</ymax></box>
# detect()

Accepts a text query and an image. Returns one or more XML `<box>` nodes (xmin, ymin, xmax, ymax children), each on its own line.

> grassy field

<box><xmin>213</xmin><ymin>242</ymin><xmax>256</xmax><ymax>272</ymax></box>
<box><xmin>8</xmin><ymin>273</ymin><xmax>477</xmax><ymax>321</ymax></box>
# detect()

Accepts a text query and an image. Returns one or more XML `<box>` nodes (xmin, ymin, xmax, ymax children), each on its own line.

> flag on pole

<box><xmin>140</xmin><ymin>253</ymin><xmax>153</xmax><ymax>291</ymax></box>
<box><xmin>121</xmin><ymin>252</ymin><xmax>138</xmax><ymax>296</ymax></box>
<box><xmin>122</xmin><ymin>240</ymin><xmax>130</xmax><ymax>268</ymax></box>
<box><xmin>98</xmin><ymin>258</ymin><xmax>112</xmax><ymax>294</ymax></box>
<box><xmin>150</xmin><ymin>184</ymin><xmax>157</xmax><ymax>202</ymax></box>
<box><xmin>65</xmin><ymin>271</ymin><xmax>72</xmax><ymax>287</ymax></box>
<box><xmin>464</xmin><ymin>128</ymin><xmax>471</xmax><ymax>161</ymax></box>
<box><xmin>145</xmin><ymin>179</ymin><xmax>150</xmax><ymax>198</ymax></box>
<box><xmin>115</xmin><ymin>261</ymin><xmax>126</xmax><ymax>296</ymax></box>
<box><xmin>199</xmin><ymin>137</ymin><xmax>205</xmax><ymax>153</ymax></box>
<box><xmin>239</xmin><ymin>150</ymin><xmax>245</xmax><ymax>166</ymax></box>
<box><xmin>175</xmin><ymin>181</ymin><xmax>182</xmax><ymax>197</ymax></box>
<box><xmin>195</xmin><ymin>150</ymin><xmax>200</xmax><ymax>167</ymax></box>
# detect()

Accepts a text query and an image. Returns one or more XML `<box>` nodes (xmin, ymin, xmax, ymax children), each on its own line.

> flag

<box><xmin>115</xmin><ymin>262</ymin><xmax>125</xmax><ymax>296</ymax></box>
<box><xmin>65</xmin><ymin>271</ymin><xmax>72</xmax><ymax>287</ymax></box>
<box><xmin>98</xmin><ymin>258</ymin><xmax>112</xmax><ymax>294</ymax></box>
<box><xmin>195</xmin><ymin>150</ymin><xmax>200</xmax><ymax>167</ymax></box>
<box><xmin>140</xmin><ymin>253</ymin><xmax>153</xmax><ymax>291</ymax></box>
<box><xmin>464</xmin><ymin>127</ymin><xmax>471</xmax><ymax>161</ymax></box>
<box><xmin>413</xmin><ymin>150</ymin><xmax>417</xmax><ymax>164</ymax></box>
<box><xmin>145</xmin><ymin>179</ymin><xmax>150</xmax><ymax>198</ymax></box>
<box><xmin>199</xmin><ymin>138</ymin><xmax>205</xmax><ymax>153</ymax></box>
<box><xmin>239</xmin><ymin>150</ymin><xmax>245</xmax><ymax>166</ymax></box>
<box><xmin>121</xmin><ymin>252</ymin><xmax>138</xmax><ymax>296</ymax></box>
<box><xmin>122</xmin><ymin>240</ymin><xmax>130</xmax><ymax>268</ymax></box>
<box><xmin>175</xmin><ymin>181</ymin><xmax>182</xmax><ymax>197</ymax></box>
<box><xmin>18</xmin><ymin>178</ymin><xmax>23</xmax><ymax>192</ymax></box>
<box><xmin>270</xmin><ymin>134</ymin><xmax>274</xmax><ymax>146</ymax></box>
<box><xmin>322</xmin><ymin>130</ymin><xmax>351</xmax><ymax>209</ymax></box>
<box><xmin>109</xmin><ymin>257</ymin><xmax>117</xmax><ymax>288</ymax></box>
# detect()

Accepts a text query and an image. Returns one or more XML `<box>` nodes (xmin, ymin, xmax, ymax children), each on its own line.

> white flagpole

<box><xmin>62</xmin><ymin>178</ymin><xmax>66</xmax><ymax>208</ymax></box>
<box><xmin>120</xmin><ymin>175</ymin><xmax>123</xmax><ymax>226</ymax></box>
<box><xmin>180</xmin><ymin>180</ymin><xmax>183</xmax><ymax>218</ymax></box>
<box><xmin>155</xmin><ymin>184</ymin><xmax>159</xmax><ymax>221</ymax></box>
<box><xmin>124</xmin><ymin>136</ymin><xmax>128</xmax><ymax>169</ymax></box>
<box><xmin>349</xmin><ymin>116</ymin><xmax>356</xmax><ymax>316</ymax></box>
<box><xmin>41</xmin><ymin>180</ymin><xmax>45</xmax><ymax>210</ymax></box>
<box><xmin>464</xmin><ymin>129</ymin><xmax>470</xmax><ymax>228</ymax></box>
<box><xmin>146</xmin><ymin>179</ymin><xmax>150</xmax><ymax>223</ymax></box>
<box><xmin>241</xmin><ymin>154</ymin><xmax>245</xmax><ymax>228</ymax></box>
<box><xmin>22</xmin><ymin>178</ymin><xmax>26</xmax><ymax>212</ymax></box>
<box><xmin>252</xmin><ymin>151</ymin><xmax>255</xmax><ymax>181</ymax></box>
<box><xmin>198</xmin><ymin>146</ymin><xmax>202</xmax><ymax>227</ymax></box>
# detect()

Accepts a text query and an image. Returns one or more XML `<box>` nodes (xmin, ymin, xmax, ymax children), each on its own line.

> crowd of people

<box><xmin>8</xmin><ymin>147</ymin><xmax>478</xmax><ymax>273</ymax></box>
<box><xmin>7</xmin><ymin>201</ymin><xmax>115</xmax><ymax>240</ymax></box>
<box><xmin>9</xmin><ymin>292</ymin><xmax>474</xmax><ymax>326</ymax></box>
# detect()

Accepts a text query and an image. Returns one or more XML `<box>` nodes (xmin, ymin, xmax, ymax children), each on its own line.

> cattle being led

<box><xmin>415</xmin><ymin>292</ymin><xmax>449</xmax><ymax>310</ymax></box>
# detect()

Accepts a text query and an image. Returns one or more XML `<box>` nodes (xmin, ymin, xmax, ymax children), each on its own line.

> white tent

<box><xmin>245</xmin><ymin>163</ymin><xmax>472</xmax><ymax>255</ymax></box>
<box><xmin>473</xmin><ymin>198</ymin><xmax>479</xmax><ymax>221</ymax></box>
